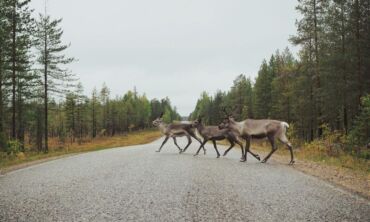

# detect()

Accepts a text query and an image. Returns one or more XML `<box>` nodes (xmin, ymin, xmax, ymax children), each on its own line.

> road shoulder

<box><xmin>258</xmin><ymin>150</ymin><xmax>370</xmax><ymax>200</ymax></box>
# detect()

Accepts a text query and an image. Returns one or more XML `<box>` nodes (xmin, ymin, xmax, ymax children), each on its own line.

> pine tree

<box><xmin>75</xmin><ymin>82</ymin><xmax>86</xmax><ymax>143</ymax></box>
<box><xmin>35</xmin><ymin>13</ymin><xmax>75</xmax><ymax>152</ymax></box>
<box><xmin>227</xmin><ymin>74</ymin><xmax>254</xmax><ymax>119</ymax></box>
<box><xmin>8</xmin><ymin>0</ymin><xmax>34</xmax><ymax>140</ymax></box>
<box><xmin>150</xmin><ymin>99</ymin><xmax>162</xmax><ymax>120</ymax></box>
<box><xmin>65</xmin><ymin>92</ymin><xmax>76</xmax><ymax>143</ymax></box>
<box><xmin>100</xmin><ymin>83</ymin><xmax>110</xmax><ymax>134</ymax></box>
<box><xmin>91</xmin><ymin>87</ymin><xmax>98</xmax><ymax>138</ymax></box>
<box><xmin>270</xmin><ymin>48</ymin><xmax>296</xmax><ymax>122</ymax></box>
<box><xmin>0</xmin><ymin>0</ymin><xmax>12</xmax><ymax>150</ymax></box>
<box><xmin>291</xmin><ymin>0</ymin><xmax>328</xmax><ymax>137</ymax></box>
<box><xmin>254</xmin><ymin>59</ymin><xmax>273</xmax><ymax>118</ymax></box>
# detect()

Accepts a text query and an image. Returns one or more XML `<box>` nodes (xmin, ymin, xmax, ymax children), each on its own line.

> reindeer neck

<box><xmin>197</xmin><ymin>123</ymin><xmax>206</xmax><ymax>134</ymax></box>
<box><xmin>230</xmin><ymin>119</ymin><xmax>244</xmax><ymax>134</ymax></box>
<box><xmin>158</xmin><ymin>122</ymin><xmax>168</xmax><ymax>134</ymax></box>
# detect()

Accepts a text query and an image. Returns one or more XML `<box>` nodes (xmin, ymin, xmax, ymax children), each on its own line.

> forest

<box><xmin>0</xmin><ymin>0</ymin><xmax>180</xmax><ymax>155</ymax></box>
<box><xmin>190</xmin><ymin>0</ymin><xmax>369</xmax><ymax>159</ymax></box>
<box><xmin>0</xmin><ymin>0</ymin><xmax>369</xmax><ymax>161</ymax></box>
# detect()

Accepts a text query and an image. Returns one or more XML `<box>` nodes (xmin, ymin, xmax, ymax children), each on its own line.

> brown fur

<box><xmin>152</xmin><ymin>115</ymin><xmax>204</xmax><ymax>153</ymax></box>
<box><xmin>219</xmin><ymin>116</ymin><xmax>294</xmax><ymax>164</ymax></box>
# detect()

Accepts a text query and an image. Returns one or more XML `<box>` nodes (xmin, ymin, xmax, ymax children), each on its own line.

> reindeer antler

<box><xmin>222</xmin><ymin>107</ymin><xmax>228</xmax><ymax>116</ymax></box>
<box><xmin>231</xmin><ymin>105</ymin><xmax>238</xmax><ymax>118</ymax></box>
<box><xmin>222</xmin><ymin>106</ymin><xmax>233</xmax><ymax>117</ymax></box>
<box><xmin>197</xmin><ymin>115</ymin><xmax>204</xmax><ymax>122</ymax></box>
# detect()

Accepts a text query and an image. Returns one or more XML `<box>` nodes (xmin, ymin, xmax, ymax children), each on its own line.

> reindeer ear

<box><xmin>159</xmin><ymin>112</ymin><xmax>164</xmax><ymax>118</ymax></box>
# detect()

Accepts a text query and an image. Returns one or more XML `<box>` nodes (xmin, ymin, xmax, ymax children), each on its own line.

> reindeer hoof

<box><xmin>179</xmin><ymin>150</ymin><xmax>183</xmax><ymax>154</ymax></box>
<box><xmin>256</xmin><ymin>155</ymin><xmax>261</xmax><ymax>161</ymax></box>
<box><xmin>240</xmin><ymin>158</ymin><xmax>246</xmax><ymax>162</ymax></box>
<box><xmin>261</xmin><ymin>159</ymin><xmax>267</xmax><ymax>163</ymax></box>
<box><xmin>217</xmin><ymin>155</ymin><xmax>220</xmax><ymax>158</ymax></box>
<box><xmin>289</xmin><ymin>160</ymin><xmax>295</xmax><ymax>165</ymax></box>
<box><xmin>193</xmin><ymin>154</ymin><xmax>198</xmax><ymax>157</ymax></box>
<box><xmin>156</xmin><ymin>150</ymin><xmax>160</xmax><ymax>153</ymax></box>
<box><xmin>223</xmin><ymin>152</ymin><xmax>227</xmax><ymax>156</ymax></box>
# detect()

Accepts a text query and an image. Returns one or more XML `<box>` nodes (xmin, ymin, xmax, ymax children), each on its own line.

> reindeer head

<box><xmin>191</xmin><ymin>116</ymin><xmax>203</xmax><ymax>128</ymax></box>
<box><xmin>152</xmin><ymin>112</ymin><xmax>164</xmax><ymax>127</ymax></box>
<box><xmin>218</xmin><ymin>107</ymin><xmax>235</xmax><ymax>129</ymax></box>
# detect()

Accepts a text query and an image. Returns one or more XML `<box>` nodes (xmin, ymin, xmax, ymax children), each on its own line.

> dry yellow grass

<box><xmin>219</xmin><ymin>139</ymin><xmax>369</xmax><ymax>198</ymax></box>
<box><xmin>0</xmin><ymin>130</ymin><xmax>162</xmax><ymax>171</ymax></box>
<box><xmin>219</xmin><ymin>139</ymin><xmax>369</xmax><ymax>173</ymax></box>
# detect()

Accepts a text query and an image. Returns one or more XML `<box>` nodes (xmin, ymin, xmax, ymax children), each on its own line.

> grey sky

<box><xmin>30</xmin><ymin>0</ymin><xmax>300</xmax><ymax>116</ymax></box>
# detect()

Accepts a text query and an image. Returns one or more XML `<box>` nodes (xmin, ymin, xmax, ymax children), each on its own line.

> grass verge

<box><xmin>0</xmin><ymin>130</ymin><xmax>162</xmax><ymax>173</ymax></box>
<box><xmin>219</xmin><ymin>139</ymin><xmax>370</xmax><ymax>199</ymax></box>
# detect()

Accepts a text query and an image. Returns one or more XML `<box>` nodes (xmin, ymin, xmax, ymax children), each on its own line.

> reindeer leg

<box><xmin>189</xmin><ymin>131</ymin><xmax>206</xmax><ymax>155</ymax></box>
<box><xmin>242</xmin><ymin>136</ymin><xmax>251</xmax><ymax>162</ymax></box>
<box><xmin>247</xmin><ymin>148</ymin><xmax>261</xmax><ymax>161</ymax></box>
<box><xmin>172</xmin><ymin>137</ymin><xmax>182</xmax><ymax>153</ymax></box>
<box><xmin>278</xmin><ymin>137</ymin><xmax>295</xmax><ymax>165</ymax></box>
<box><xmin>261</xmin><ymin>136</ymin><xmax>277</xmax><ymax>163</ymax></box>
<box><xmin>243</xmin><ymin>137</ymin><xmax>260</xmax><ymax>161</ymax></box>
<box><xmin>288</xmin><ymin>144</ymin><xmax>295</xmax><ymax>165</ymax></box>
<box><xmin>181</xmin><ymin>135</ymin><xmax>192</xmax><ymax>153</ymax></box>
<box><xmin>226</xmin><ymin>134</ymin><xmax>244</xmax><ymax>159</ymax></box>
<box><xmin>156</xmin><ymin>136</ymin><xmax>169</xmax><ymax>152</ymax></box>
<box><xmin>194</xmin><ymin>140</ymin><xmax>207</xmax><ymax>156</ymax></box>
<box><xmin>223</xmin><ymin>138</ymin><xmax>235</xmax><ymax>156</ymax></box>
<box><xmin>236</xmin><ymin>140</ymin><xmax>245</xmax><ymax>160</ymax></box>
<box><xmin>212</xmin><ymin>140</ymin><xmax>220</xmax><ymax>158</ymax></box>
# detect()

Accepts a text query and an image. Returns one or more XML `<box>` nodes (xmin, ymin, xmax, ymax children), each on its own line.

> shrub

<box><xmin>6</xmin><ymin>140</ymin><xmax>22</xmax><ymax>156</ymax></box>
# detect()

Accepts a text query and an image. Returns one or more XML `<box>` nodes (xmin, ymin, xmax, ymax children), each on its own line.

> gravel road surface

<box><xmin>0</xmin><ymin>137</ymin><xmax>369</xmax><ymax>222</ymax></box>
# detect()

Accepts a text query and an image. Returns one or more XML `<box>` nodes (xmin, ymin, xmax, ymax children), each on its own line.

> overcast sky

<box><xmin>30</xmin><ymin>0</ymin><xmax>300</xmax><ymax>116</ymax></box>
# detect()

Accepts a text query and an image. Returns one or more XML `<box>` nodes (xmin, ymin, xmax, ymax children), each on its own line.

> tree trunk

<box><xmin>37</xmin><ymin>108</ymin><xmax>43</xmax><ymax>151</ymax></box>
<box><xmin>340</xmin><ymin>2</ymin><xmax>348</xmax><ymax>134</ymax></box>
<box><xmin>313</xmin><ymin>0</ymin><xmax>322</xmax><ymax>137</ymax></box>
<box><xmin>355</xmin><ymin>0</ymin><xmax>363</xmax><ymax>108</ymax></box>
<box><xmin>0</xmin><ymin>50</ymin><xmax>3</xmax><ymax>136</ymax></box>
<box><xmin>0</xmin><ymin>51</ymin><xmax>4</xmax><ymax>151</ymax></box>
<box><xmin>17</xmin><ymin>85</ymin><xmax>24</xmax><ymax>151</ymax></box>
<box><xmin>11</xmin><ymin>0</ymin><xmax>16</xmax><ymax>139</ymax></box>
<box><xmin>77</xmin><ymin>104</ymin><xmax>81</xmax><ymax>144</ymax></box>
<box><xmin>44</xmin><ymin>26</ymin><xmax>49</xmax><ymax>153</ymax></box>
<box><xmin>92</xmin><ymin>100</ymin><xmax>96</xmax><ymax>138</ymax></box>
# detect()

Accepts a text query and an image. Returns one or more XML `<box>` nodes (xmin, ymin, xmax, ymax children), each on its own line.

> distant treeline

<box><xmin>48</xmin><ymin>85</ymin><xmax>180</xmax><ymax>146</ymax></box>
<box><xmin>191</xmin><ymin>0</ymin><xmax>370</xmax><ymax>148</ymax></box>
<box><xmin>0</xmin><ymin>0</ymin><xmax>180</xmax><ymax>153</ymax></box>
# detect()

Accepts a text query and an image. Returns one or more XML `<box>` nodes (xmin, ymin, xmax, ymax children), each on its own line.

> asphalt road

<box><xmin>0</xmin><ymin>137</ymin><xmax>369</xmax><ymax>222</ymax></box>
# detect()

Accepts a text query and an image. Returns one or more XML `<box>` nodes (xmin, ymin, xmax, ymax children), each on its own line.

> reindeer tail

<box><xmin>281</xmin><ymin>122</ymin><xmax>289</xmax><ymax>129</ymax></box>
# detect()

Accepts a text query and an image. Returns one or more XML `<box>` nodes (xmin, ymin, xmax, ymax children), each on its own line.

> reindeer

<box><xmin>191</xmin><ymin>117</ymin><xmax>260</xmax><ymax>161</ymax></box>
<box><xmin>152</xmin><ymin>113</ymin><xmax>205</xmax><ymax>154</ymax></box>
<box><xmin>219</xmin><ymin>109</ymin><xmax>294</xmax><ymax>164</ymax></box>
